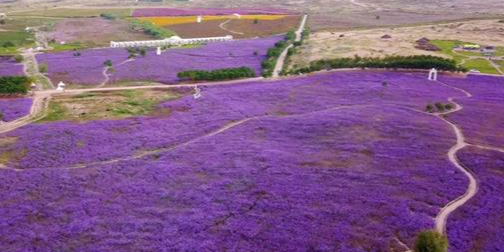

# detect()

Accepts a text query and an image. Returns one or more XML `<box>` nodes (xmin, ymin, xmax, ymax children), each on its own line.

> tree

<box><xmin>0</xmin><ymin>19</ymin><xmax>5</xmax><ymax>25</ymax></box>
<box><xmin>0</xmin><ymin>76</ymin><xmax>31</xmax><ymax>95</ymax></box>
<box><xmin>139</xmin><ymin>48</ymin><xmax>147</xmax><ymax>57</ymax></box>
<box><xmin>426</xmin><ymin>104</ymin><xmax>434</xmax><ymax>112</ymax></box>
<box><xmin>435</xmin><ymin>103</ymin><xmax>445</xmax><ymax>112</ymax></box>
<box><xmin>444</xmin><ymin>104</ymin><xmax>453</xmax><ymax>111</ymax></box>
<box><xmin>253</xmin><ymin>18</ymin><xmax>259</xmax><ymax>24</ymax></box>
<box><xmin>414</xmin><ymin>230</ymin><xmax>448</xmax><ymax>252</ymax></box>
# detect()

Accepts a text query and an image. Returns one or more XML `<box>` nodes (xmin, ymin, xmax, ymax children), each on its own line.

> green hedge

<box><xmin>0</xmin><ymin>76</ymin><xmax>31</xmax><ymax>95</ymax></box>
<box><xmin>261</xmin><ymin>31</ymin><xmax>296</xmax><ymax>77</ymax></box>
<box><xmin>178</xmin><ymin>67</ymin><xmax>256</xmax><ymax>81</ymax></box>
<box><xmin>289</xmin><ymin>55</ymin><xmax>466</xmax><ymax>75</ymax></box>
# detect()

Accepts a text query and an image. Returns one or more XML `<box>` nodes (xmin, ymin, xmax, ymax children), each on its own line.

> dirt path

<box><xmin>272</xmin><ymin>14</ymin><xmax>308</xmax><ymax>78</ymax></box>
<box><xmin>97</xmin><ymin>67</ymin><xmax>111</xmax><ymax>88</ymax></box>
<box><xmin>219</xmin><ymin>19</ymin><xmax>244</xmax><ymax>35</ymax></box>
<box><xmin>433</xmin><ymin>81</ymin><xmax>478</xmax><ymax>234</ymax></box>
<box><xmin>0</xmin><ymin>92</ymin><xmax>51</xmax><ymax>135</ymax></box>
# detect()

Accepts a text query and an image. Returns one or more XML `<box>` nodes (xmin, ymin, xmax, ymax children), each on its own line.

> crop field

<box><xmin>36</xmin><ymin>36</ymin><xmax>281</xmax><ymax>86</ymax></box>
<box><xmin>44</xmin><ymin>18</ymin><xmax>153</xmax><ymax>48</ymax></box>
<box><xmin>0</xmin><ymin>56</ymin><xmax>24</xmax><ymax>76</ymax></box>
<box><xmin>139</xmin><ymin>15</ymin><xmax>288</xmax><ymax>26</ymax></box>
<box><xmin>9</xmin><ymin>8</ymin><xmax>133</xmax><ymax>18</ymax></box>
<box><xmin>131</xmin><ymin>7</ymin><xmax>294</xmax><ymax>17</ymax></box>
<box><xmin>448</xmin><ymin>147</ymin><xmax>504</xmax><ymax>252</ymax></box>
<box><xmin>0</xmin><ymin>97</ymin><xmax>32</xmax><ymax>122</ymax></box>
<box><xmin>3</xmin><ymin>71</ymin><xmax>502</xmax><ymax>251</ymax></box>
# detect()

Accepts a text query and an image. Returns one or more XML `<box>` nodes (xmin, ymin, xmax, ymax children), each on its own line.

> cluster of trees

<box><xmin>100</xmin><ymin>13</ymin><xmax>118</xmax><ymax>20</ymax></box>
<box><xmin>131</xmin><ymin>20</ymin><xmax>174</xmax><ymax>39</ymax></box>
<box><xmin>261</xmin><ymin>31</ymin><xmax>296</xmax><ymax>77</ymax></box>
<box><xmin>178</xmin><ymin>67</ymin><xmax>255</xmax><ymax>81</ymax></box>
<box><xmin>288</xmin><ymin>55</ymin><xmax>466</xmax><ymax>75</ymax></box>
<box><xmin>426</xmin><ymin>103</ymin><xmax>453</xmax><ymax>113</ymax></box>
<box><xmin>126</xmin><ymin>47</ymin><xmax>147</xmax><ymax>58</ymax></box>
<box><xmin>0</xmin><ymin>76</ymin><xmax>31</xmax><ymax>95</ymax></box>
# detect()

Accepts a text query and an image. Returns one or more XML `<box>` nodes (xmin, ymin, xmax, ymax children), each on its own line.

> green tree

<box><xmin>253</xmin><ymin>18</ymin><xmax>259</xmax><ymax>24</ymax></box>
<box><xmin>103</xmin><ymin>60</ymin><xmax>113</xmax><ymax>67</ymax></box>
<box><xmin>139</xmin><ymin>48</ymin><xmax>147</xmax><ymax>57</ymax></box>
<box><xmin>0</xmin><ymin>76</ymin><xmax>31</xmax><ymax>95</ymax></box>
<box><xmin>0</xmin><ymin>19</ymin><xmax>5</xmax><ymax>25</ymax></box>
<box><xmin>414</xmin><ymin>230</ymin><xmax>448</xmax><ymax>252</ymax></box>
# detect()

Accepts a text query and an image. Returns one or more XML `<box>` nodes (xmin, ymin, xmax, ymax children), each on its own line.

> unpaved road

<box><xmin>433</xmin><ymin>81</ymin><xmax>478</xmax><ymax>234</ymax></box>
<box><xmin>272</xmin><ymin>14</ymin><xmax>308</xmax><ymax>78</ymax></box>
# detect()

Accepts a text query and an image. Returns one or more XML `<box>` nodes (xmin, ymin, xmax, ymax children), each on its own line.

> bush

<box><xmin>14</xmin><ymin>55</ymin><xmax>24</xmax><ymax>63</ymax></box>
<box><xmin>0</xmin><ymin>76</ymin><xmax>31</xmax><ymax>95</ymax></box>
<box><xmin>2</xmin><ymin>41</ymin><xmax>15</xmax><ymax>48</ymax></box>
<box><xmin>100</xmin><ymin>13</ymin><xmax>118</xmax><ymax>20</ymax></box>
<box><xmin>131</xmin><ymin>20</ymin><xmax>174</xmax><ymax>39</ymax></box>
<box><xmin>0</xmin><ymin>20</ymin><xmax>5</xmax><ymax>25</ymax></box>
<box><xmin>103</xmin><ymin>60</ymin><xmax>113</xmax><ymax>67</ymax></box>
<box><xmin>253</xmin><ymin>19</ymin><xmax>259</xmax><ymax>24</ymax></box>
<box><xmin>39</xmin><ymin>63</ymin><xmax>48</xmax><ymax>73</ymax></box>
<box><xmin>414</xmin><ymin>230</ymin><xmax>448</xmax><ymax>252</ymax></box>
<box><xmin>435</xmin><ymin>103</ymin><xmax>445</xmax><ymax>112</ymax></box>
<box><xmin>178</xmin><ymin>67</ymin><xmax>255</xmax><ymax>81</ymax></box>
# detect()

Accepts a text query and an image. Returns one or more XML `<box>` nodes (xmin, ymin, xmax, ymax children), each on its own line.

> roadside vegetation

<box><xmin>288</xmin><ymin>55</ymin><xmax>465</xmax><ymax>74</ymax></box>
<box><xmin>178</xmin><ymin>67</ymin><xmax>256</xmax><ymax>81</ymax></box>
<box><xmin>0</xmin><ymin>76</ymin><xmax>31</xmax><ymax>95</ymax></box>
<box><xmin>130</xmin><ymin>19</ymin><xmax>176</xmax><ymax>39</ymax></box>
<box><xmin>261</xmin><ymin>30</ymin><xmax>296</xmax><ymax>77</ymax></box>
<box><xmin>414</xmin><ymin>230</ymin><xmax>448</xmax><ymax>252</ymax></box>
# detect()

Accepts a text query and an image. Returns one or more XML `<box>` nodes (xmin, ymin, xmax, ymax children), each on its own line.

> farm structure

<box><xmin>110</xmin><ymin>35</ymin><xmax>233</xmax><ymax>48</ymax></box>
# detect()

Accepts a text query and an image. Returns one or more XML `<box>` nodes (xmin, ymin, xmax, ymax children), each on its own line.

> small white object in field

<box><xmin>56</xmin><ymin>81</ymin><xmax>66</xmax><ymax>91</ymax></box>
<box><xmin>156</xmin><ymin>47</ymin><xmax>161</xmax><ymax>55</ymax></box>
<box><xmin>193</xmin><ymin>86</ymin><xmax>202</xmax><ymax>99</ymax></box>
<box><xmin>428</xmin><ymin>68</ymin><xmax>438</xmax><ymax>81</ymax></box>
<box><xmin>197</xmin><ymin>16</ymin><xmax>203</xmax><ymax>23</ymax></box>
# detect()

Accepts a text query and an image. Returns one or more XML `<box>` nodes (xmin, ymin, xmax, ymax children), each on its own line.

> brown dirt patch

<box><xmin>45</xmin><ymin>18</ymin><xmax>153</xmax><ymax>47</ymax></box>
<box><xmin>167</xmin><ymin>15</ymin><xmax>301</xmax><ymax>39</ymax></box>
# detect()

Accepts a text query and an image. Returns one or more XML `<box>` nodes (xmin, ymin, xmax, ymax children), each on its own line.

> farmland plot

<box><xmin>0</xmin><ymin>71</ymin><xmax>479</xmax><ymax>251</ymax></box>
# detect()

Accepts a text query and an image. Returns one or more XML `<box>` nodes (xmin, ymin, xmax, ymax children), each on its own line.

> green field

<box><xmin>10</xmin><ymin>8</ymin><xmax>133</xmax><ymax>18</ymax></box>
<box><xmin>431</xmin><ymin>40</ymin><xmax>502</xmax><ymax>75</ymax></box>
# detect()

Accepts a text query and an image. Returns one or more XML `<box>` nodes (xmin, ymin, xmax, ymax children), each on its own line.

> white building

<box><xmin>110</xmin><ymin>35</ymin><xmax>233</xmax><ymax>48</ymax></box>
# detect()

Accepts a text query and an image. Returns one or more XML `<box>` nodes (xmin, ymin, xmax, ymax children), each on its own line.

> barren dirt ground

<box><xmin>289</xmin><ymin>19</ymin><xmax>504</xmax><ymax>69</ymax></box>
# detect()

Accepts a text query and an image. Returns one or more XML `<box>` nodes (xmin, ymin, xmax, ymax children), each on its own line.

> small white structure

<box><xmin>56</xmin><ymin>81</ymin><xmax>66</xmax><ymax>91</ymax></box>
<box><xmin>196</xmin><ymin>15</ymin><xmax>203</xmax><ymax>23</ymax></box>
<box><xmin>110</xmin><ymin>35</ymin><xmax>233</xmax><ymax>48</ymax></box>
<box><xmin>428</xmin><ymin>68</ymin><xmax>438</xmax><ymax>81</ymax></box>
<box><xmin>30</xmin><ymin>83</ymin><xmax>37</xmax><ymax>89</ymax></box>
<box><xmin>193</xmin><ymin>86</ymin><xmax>202</xmax><ymax>99</ymax></box>
<box><xmin>156</xmin><ymin>47</ymin><xmax>162</xmax><ymax>55</ymax></box>
<box><xmin>233</xmin><ymin>13</ymin><xmax>242</xmax><ymax>19</ymax></box>
<box><xmin>0</xmin><ymin>13</ymin><xmax>6</xmax><ymax>19</ymax></box>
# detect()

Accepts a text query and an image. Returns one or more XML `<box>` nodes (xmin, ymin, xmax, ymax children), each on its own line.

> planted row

<box><xmin>178</xmin><ymin>67</ymin><xmax>255</xmax><ymax>81</ymax></box>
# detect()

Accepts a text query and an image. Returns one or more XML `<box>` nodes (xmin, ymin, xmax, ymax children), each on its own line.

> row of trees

<box><xmin>288</xmin><ymin>55</ymin><xmax>466</xmax><ymax>75</ymax></box>
<box><xmin>178</xmin><ymin>67</ymin><xmax>256</xmax><ymax>81</ymax></box>
<box><xmin>261</xmin><ymin>31</ymin><xmax>296</xmax><ymax>77</ymax></box>
<box><xmin>0</xmin><ymin>76</ymin><xmax>31</xmax><ymax>95</ymax></box>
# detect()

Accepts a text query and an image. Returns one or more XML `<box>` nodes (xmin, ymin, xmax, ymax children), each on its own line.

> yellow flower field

<box><xmin>138</xmin><ymin>15</ymin><xmax>288</xmax><ymax>26</ymax></box>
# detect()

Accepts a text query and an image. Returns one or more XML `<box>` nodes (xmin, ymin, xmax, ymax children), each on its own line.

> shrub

<box><xmin>0</xmin><ymin>76</ymin><xmax>31</xmax><ymax>95</ymax></box>
<box><xmin>414</xmin><ymin>230</ymin><xmax>448</xmax><ymax>252</ymax></box>
<box><xmin>253</xmin><ymin>18</ymin><xmax>259</xmax><ymax>24</ymax></box>
<box><xmin>2</xmin><ymin>41</ymin><xmax>15</xmax><ymax>48</ymax></box>
<box><xmin>426</xmin><ymin>104</ymin><xmax>434</xmax><ymax>112</ymax></box>
<box><xmin>100</xmin><ymin>13</ymin><xmax>118</xmax><ymax>20</ymax></box>
<box><xmin>103</xmin><ymin>60</ymin><xmax>113</xmax><ymax>67</ymax></box>
<box><xmin>435</xmin><ymin>103</ymin><xmax>445</xmax><ymax>112</ymax></box>
<box><xmin>14</xmin><ymin>55</ymin><xmax>24</xmax><ymax>63</ymax></box>
<box><xmin>0</xmin><ymin>20</ymin><xmax>5</xmax><ymax>25</ymax></box>
<box><xmin>178</xmin><ymin>67</ymin><xmax>255</xmax><ymax>81</ymax></box>
<box><xmin>39</xmin><ymin>63</ymin><xmax>48</xmax><ymax>73</ymax></box>
<box><xmin>444</xmin><ymin>104</ymin><xmax>453</xmax><ymax>111</ymax></box>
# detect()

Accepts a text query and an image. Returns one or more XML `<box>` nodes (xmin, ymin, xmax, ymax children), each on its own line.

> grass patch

<box><xmin>38</xmin><ymin>89</ymin><xmax>186</xmax><ymax>122</ymax></box>
<box><xmin>464</xmin><ymin>59</ymin><xmax>500</xmax><ymax>74</ymax></box>
<box><xmin>48</xmin><ymin>42</ymin><xmax>87</xmax><ymax>52</ymax></box>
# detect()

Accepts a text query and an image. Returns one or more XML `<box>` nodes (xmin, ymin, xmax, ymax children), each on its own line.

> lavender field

<box><xmin>0</xmin><ymin>56</ymin><xmax>24</xmax><ymax>76</ymax></box>
<box><xmin>35</xmin><ymin>36</ymin><xmax>280</xmax><ymax>86</ymax></box>
<box><xmin>0</xmin><ymin>98</ymin><xmax>32</xmax><ymax>122</ymax></box>
<box><xmin>447</xmin><ymin>147</ymin><xmax>504</xmax><ymax>252</ymax></box>
<box><xmin>132</xmin><ymin>7</ymin><xmax>293</xmax><ymax>17</ymax></box>
<box><xmin>440</xmin><ymin>75</ymin><xmax>504</xmax><ymax>148</ymax></box>
<box><xmin>0</xmin><ymin>71</ymin><xmax>477</xmax><ymax>251</ymax></box>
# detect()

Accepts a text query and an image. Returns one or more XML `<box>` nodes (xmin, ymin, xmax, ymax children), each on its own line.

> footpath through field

<box><xmin>272</xmin><ymin>14</ymin><xmax>308</xmax><ymax>78</ymax></box>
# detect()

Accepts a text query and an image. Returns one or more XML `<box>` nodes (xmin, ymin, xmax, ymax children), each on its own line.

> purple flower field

<box><xmin>36</xmin><ymin>36</ymin><xmax>280</xmax><ymax>86</ymax></box>
<box><xmin>439</xmin><ymin>75</ymin><xmax>504</xmax><ymax>148</ymax></box>
<box><xmin>0</xmin><ymin>56</ymin><xmax>24</xmax><ymax>76</ymax></box>
<box><xmin>0</xmin><ymin>98</ymin><xmax>32</xmax><ymax>122</ymax></box>
<box><xmin>447</xmin><ymin>147</ymin><xmax>504</xmax><ymax>252</ymax></box>
<box><xmin>0</xmin><ymin>71</ymin><xmax>473</xmax><ymax>251</ymax></box>
<box><xmin>132</xmin><ymin>7</ymin><xmax>294</xmax><ymax>17</ymax></box>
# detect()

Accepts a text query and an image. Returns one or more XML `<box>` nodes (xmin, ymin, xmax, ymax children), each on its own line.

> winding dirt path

<box><xmin>433</xmin><ymin>81</ymin><xmax>478</xmax><ymax>234</ymax></box>
<box><xmin>0</xmin><ymin>92</ymin><xmax>51</xmax><ymax>135</ymax></box>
